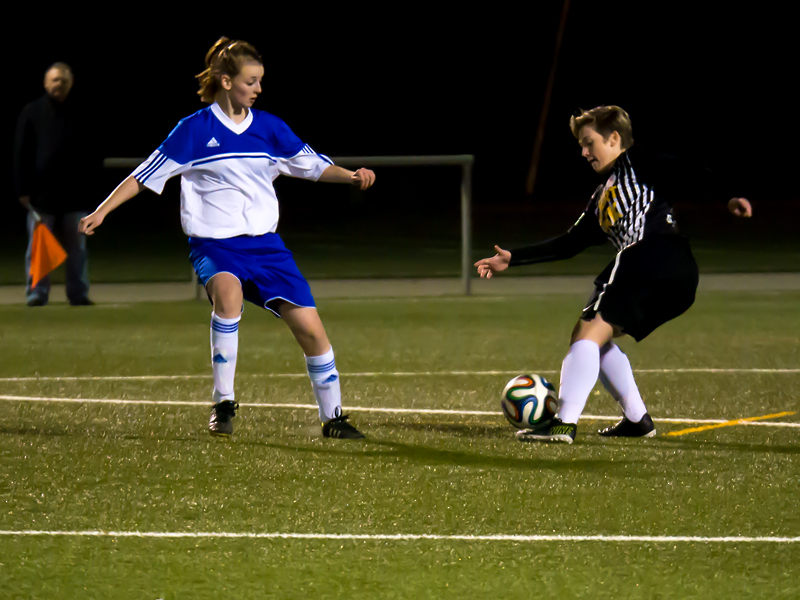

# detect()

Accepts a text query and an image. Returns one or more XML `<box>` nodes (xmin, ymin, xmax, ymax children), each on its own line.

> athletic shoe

<box><xmin>26</xmin><ymin>295</ymin><xmax>47</xmax><ymax>307</ymax></box>
<box><xmin>598</xmin><ymin>413</ymin><xmax>656</xmax><ymax>438</ymax></box>
<box><xmin>69</xmin><ymin>297</ymin><xmax>95</xmax><ymax>306</ymax></box>
<box><xmin>516</xmin><ymin>418</ymin><xmax>577</xmax><ymax>444</ymax></box>
<box><xmin>322</xmin><ymin>414</ymin><xmax>365</xmax><ymax>439</ymax></box>
<box><xmin>209</xmin><ymin>400</ymin><xmax>239</xmax><ymax>437</ymax></box>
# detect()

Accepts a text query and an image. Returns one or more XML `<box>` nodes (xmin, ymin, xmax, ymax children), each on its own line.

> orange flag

<box><xmin>29</xmin><ymin>222</ymin><xmax>67</xmax><ymax>288</ymax></box>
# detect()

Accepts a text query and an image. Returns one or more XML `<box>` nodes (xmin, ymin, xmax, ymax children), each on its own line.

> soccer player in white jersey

<box><xmin>79</xmin><ymin>37</ymin><xmax>376</xmax><ymax>439</ymax></box>
<box><xmin>475</xmin><ymin>106</ymin><xmax>752</xmax><ymax>444</ymax></box>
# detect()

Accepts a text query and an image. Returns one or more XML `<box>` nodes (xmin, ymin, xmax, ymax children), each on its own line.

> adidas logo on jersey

<box><xmin>206</xmin><ymin>138</ymin><xmax>220</xmax><ymax>148</ymax></box>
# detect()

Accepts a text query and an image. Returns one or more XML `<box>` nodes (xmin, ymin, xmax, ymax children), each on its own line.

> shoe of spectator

<box><xmin>69</xmin><ymin>297</ymin><xmax>95</xmax><ymax>306</ymax></box>
<box><xmin>27</xmin><ymin>295</ymin><xmax>47</xmax><ymax>307</ymax></box>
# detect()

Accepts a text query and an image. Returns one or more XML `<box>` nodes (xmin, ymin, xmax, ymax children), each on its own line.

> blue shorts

<box><xmin>189</xmin><ymin>233</ymin><xmax>316</xmax><ymax>317</ymax></box>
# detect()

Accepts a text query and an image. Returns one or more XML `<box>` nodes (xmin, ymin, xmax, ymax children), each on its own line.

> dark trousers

<box><xmin>25</xmin><ymin>210</ymin><xmax>90</xmax><ymax>304</ymax></box>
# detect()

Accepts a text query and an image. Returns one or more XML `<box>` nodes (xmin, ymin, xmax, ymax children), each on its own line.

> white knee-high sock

<box><xmin>557</xmin><ymin>340</ymin><xmax>601</xmax><ymax>424</ymax></box>
<box><xmin>599</xmin><ymin>343</ymin><xmax>647</xmax><ymax>422</ymax></box>
<box><xmin>211</xmin><ymin>312</ymin><xmax>240</xmax><ymax>403</ymax></box>
<box><xmin>306</xmin><ymin>346</ymin><xmax>342</xmax><ymax>422</ymax></box>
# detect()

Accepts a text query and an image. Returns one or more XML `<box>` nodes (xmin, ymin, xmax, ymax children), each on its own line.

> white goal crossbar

<box><xmin>104</xmin><ymin>155</ymin><xmax>476</xmax><ymax>295</ymax></box>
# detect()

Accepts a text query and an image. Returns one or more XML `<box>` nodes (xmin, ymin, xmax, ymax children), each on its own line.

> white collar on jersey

<box><xmin>211</xmin><ymin>102</ymin><xmax>253</xmax><ymax>135</ymax></box>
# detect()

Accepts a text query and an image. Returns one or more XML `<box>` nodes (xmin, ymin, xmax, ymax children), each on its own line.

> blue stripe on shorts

<box><xmin>189</xmin><ymin>233</ymin><xmax>316</xmax><ymax>317</ymax></box>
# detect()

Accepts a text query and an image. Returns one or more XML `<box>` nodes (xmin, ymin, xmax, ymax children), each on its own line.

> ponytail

<box><xmin>196</xmin><ymin>37</ymin><xmax>262</xmax><ymax>103</ymax></box>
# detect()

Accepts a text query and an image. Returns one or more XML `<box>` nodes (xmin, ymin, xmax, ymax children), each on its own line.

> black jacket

<box><xmin>13</xmin><ymin>93</ymin><xmax>98</xmax><ymax>213</ymax></box>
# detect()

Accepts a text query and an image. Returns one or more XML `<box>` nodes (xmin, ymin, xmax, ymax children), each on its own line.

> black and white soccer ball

<box><xmin>500</xmin><ymin>374</ymin><xmax>559</xmax><ymax>429</ymax></box>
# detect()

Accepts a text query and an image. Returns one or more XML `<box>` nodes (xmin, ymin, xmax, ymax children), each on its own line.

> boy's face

<box><xmin>577</xmin><ymin>125</ymin><xmax>622</xmax><ymax>173</ymax></box>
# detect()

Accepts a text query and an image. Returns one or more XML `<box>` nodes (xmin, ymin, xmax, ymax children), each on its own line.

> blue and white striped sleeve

<box><xmin>268</xmin><ymin>114</ymin><xmax>333</xmax><ymax>181</ymax></box>
<box><xmin>276</xmin><ymin>144</ymin><xmax>334</xmax><ymax>181</ymax></box>
<box><xmin>131</xmin><ymin>118</ymin><xmax>193</xmax><ymax>194</ymax></box>
<box><xmin>131</xmin><ymin>150</ymin><xmax>186</xmax><ymax>194</ymax></box>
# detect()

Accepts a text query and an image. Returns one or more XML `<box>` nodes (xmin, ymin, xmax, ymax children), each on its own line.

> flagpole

<box><xmin>27</xmin><ymin>206</ymin><xmax>67</xmax><ymax>289</ymax></box>
<box><xmin>28</xmin><ymin>206</ymin><xmax>42</xmax><ymax>224</ymax></box>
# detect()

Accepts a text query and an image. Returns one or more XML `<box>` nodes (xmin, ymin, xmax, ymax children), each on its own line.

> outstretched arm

<box><xmin>633</xmin><ymin>149</ymin><xmax>753</xmax><ymax>218</ymax></box>
<box><xmin>475</xmin><ymin>208</ymin><xmax>608</xmax><ymax>278</ymax></box>
<box><xmin>79</xmin><ymin>175</ymin><xmax>145</xmax><ymax>235</ymax></box>
<box><xmin>318</xmin><ymin>165</ymin><xmax>376</xmax><ymax>190</ymax></box>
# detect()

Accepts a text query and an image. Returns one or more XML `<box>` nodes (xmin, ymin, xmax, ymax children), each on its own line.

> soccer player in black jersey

<box><xmin>475</xmin><ymin>106</ymin><xmax>752</xmax><ymax>444</ymax></box>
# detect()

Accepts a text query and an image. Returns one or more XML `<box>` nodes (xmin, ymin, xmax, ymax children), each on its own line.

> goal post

<box><xmin>103</xmin><ymin>155</ymin><xmax>475</xmax><ymax>295</ymax></box>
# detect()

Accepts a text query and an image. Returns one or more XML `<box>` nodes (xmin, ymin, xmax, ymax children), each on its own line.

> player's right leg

<box><xmin>518</xmin><ymin>314</ymin><xmax>616</xmax><ymax>444</ymax></box>
<box><xmin>559</xmin><ymin>313</ymin><xmax>618</xmax><ymax>425</ymax></box>
<box><xmin>206</xmin><ymin>273</ymin><xmax>243</xmax><ymax>437</ymax></box>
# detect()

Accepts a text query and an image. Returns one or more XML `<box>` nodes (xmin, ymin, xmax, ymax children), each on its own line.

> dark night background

<box><xmin>3</xmin><ymin>4</ymin><xmax>796</xmax><ymax>279</ymax></box>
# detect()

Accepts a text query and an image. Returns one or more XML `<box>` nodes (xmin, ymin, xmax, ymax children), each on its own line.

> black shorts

<box><xmin>581</xmin><ymin>235</ymin><xmax>699</xmax><ymax>341</ymax></box>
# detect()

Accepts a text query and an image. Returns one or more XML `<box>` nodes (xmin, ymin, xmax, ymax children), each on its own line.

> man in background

<box><xmin>13</xmin><ymin>62</ymin><xmax>94</xmax><ymax>306</ymax></box>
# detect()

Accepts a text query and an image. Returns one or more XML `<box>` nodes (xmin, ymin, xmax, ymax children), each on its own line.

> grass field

<box><xmin>1</xmin><ymin>291</ymin><xmax>799</xmax><ymax>598</ymax></box>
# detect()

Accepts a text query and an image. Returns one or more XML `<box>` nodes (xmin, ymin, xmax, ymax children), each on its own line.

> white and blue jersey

<box><xmin>132</xmin><ymin>102</ymin><xmax>333</xmax><ymax>238</ymax></box>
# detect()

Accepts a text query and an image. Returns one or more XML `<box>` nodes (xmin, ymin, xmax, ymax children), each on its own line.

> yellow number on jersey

<box><xmin>598</xmin><ymin>186</ymin><xmax>623</xmax><ymax>232</ymax></box>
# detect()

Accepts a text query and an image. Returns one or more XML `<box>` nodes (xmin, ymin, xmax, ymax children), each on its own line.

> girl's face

<box><xmin>223</xmin><ymin>61</ymin><xmax>264</xmax><ymax>109</ymax></box>
<box><xmin>577</xmin><ymin>124</ymin><xmax>623</xmax><ymax>173</ymax></box>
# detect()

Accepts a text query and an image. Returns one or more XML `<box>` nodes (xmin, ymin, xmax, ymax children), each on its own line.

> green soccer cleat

<box><xmin>598</xmin><ymin>413</ymin><xmax>656</xmax><ymax>438</ymax></box>
<box><xmin>322</xmin><ymin>414</ymin><xmax>365</xmax><ymax>439</ymax></box>
<box><xmin>516</xmin><ymin>418</ymin><xmax>577</xmax><ymax>444</ymax></box>
<box><xmin>209</xmin><ymin>400</ymin><xmax>239</xmax><ymax>437</ymax></box>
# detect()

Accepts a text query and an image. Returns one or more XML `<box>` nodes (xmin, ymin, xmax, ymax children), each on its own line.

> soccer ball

<box><xmin>500</xmin><ymin>374</ymin><xmax>559</xmax><ymax>429</ymax></box>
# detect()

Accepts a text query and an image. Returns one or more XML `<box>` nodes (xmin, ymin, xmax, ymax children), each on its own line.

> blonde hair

<box><xmin>196</xmin><ymin>37</ymin><xmax>262</xmax><ymax>103</ymax></box>
<box><xmin>570</xmin><ymin>106</ymin><xmax>634</xmax><ymax>149</ymax></box>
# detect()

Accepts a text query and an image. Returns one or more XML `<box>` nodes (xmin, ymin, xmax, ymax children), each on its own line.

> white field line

<box><xmin>1</xmin><ymin>395</ymin><xmax>799</xmax><ymax>428</ymax></box>
<box><xmin>1</xmin><ymin>368</ymin><xmax>800</xmax><ymax>382</ymax></box>
<box><xmin>0</xmin><ymin>530</ymin><xmax>798</xmax><ymax>543</ymax></box>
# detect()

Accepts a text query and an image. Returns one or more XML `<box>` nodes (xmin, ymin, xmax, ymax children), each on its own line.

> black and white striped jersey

<box><xmin>508</xmin><ymin>147</ymin><xmax>735</xmax><ymax>267</ymax></box>
<box><xmin>591</xmin><ymin>149</ymin><xmax>668</xmax><ymax>251</ymax></box>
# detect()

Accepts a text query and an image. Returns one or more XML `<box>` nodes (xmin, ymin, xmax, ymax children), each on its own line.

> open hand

<box><xmin>351</xmin><ymin>168</ymin><xmax>376</xmax><ymax>190</ymax></box>
<box><xmin>728</xmin><ymin>197</ymin><xmax>752</xmax><ymax>218</ymax></box>
<box><xmin>474</xmin><ymin>245</ymin><xmax>511</xmax><ymax>278</ymax></box>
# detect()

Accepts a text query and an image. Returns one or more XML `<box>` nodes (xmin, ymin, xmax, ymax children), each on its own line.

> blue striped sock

<box><xmin>306</xmin><ymin>347</ymin><xmax>341</xmax><ymax>422</ymax></box>
<box><xmin>211</xmin><ymin>312</ymin><xmax>240</xmax><ymax>402</ymax></box>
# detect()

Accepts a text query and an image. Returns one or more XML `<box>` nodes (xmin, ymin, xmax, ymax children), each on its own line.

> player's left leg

<box><xmin>596</xmin><ymin>343</ymin><xmax>656</xmax><ymax>437</ymax></box>
<box><xmin>598</xmin><ymin>343</ymin><xmax>647</xmax><ymax>421</ymax></box>
<box><xmin>593</xmin><ymin>236</ymin><xmax>698</xmax><ymax>438</ymax></box>
<box><xmin>277</xmin><ymin>303</ymin><xmax>364</xmax><ymax>439</ymax></box>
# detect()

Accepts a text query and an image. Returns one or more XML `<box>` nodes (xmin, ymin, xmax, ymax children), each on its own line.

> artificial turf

<box><xmin>1</xmin><ymin>292</ymin><xmax>799</xmax><ymax>598</ymax></box>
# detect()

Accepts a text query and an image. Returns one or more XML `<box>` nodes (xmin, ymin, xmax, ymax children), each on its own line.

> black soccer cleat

<box><xmin>322</xmin><ymin>414</ymin><xmax>365</xmax><ymax>439</ymax></box>
<box><xmin>516</xmin><ymin>418</ymin><xmax>577</xmax><ymax>444</ymax></box>
<box><xmin>598</xmin><ymin>413</ymin><xmax>656</xmax><ymax>438</ymax></box>
<box><xmin>209</xmin><ymin>400</ymin><xmax>239</xmax><ymax>437</ymax></box>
